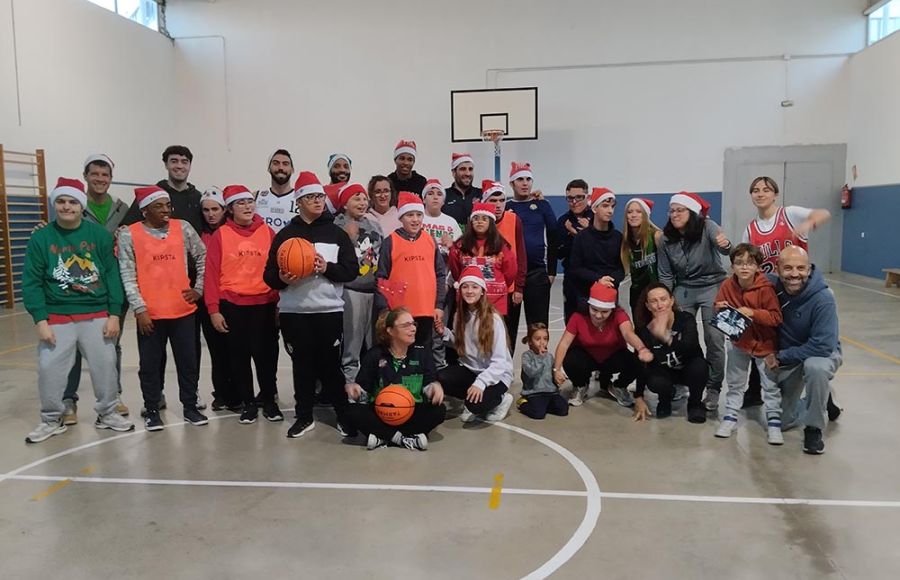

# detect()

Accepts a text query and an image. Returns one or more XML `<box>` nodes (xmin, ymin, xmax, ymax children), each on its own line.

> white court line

<box><xmin>826</xmin><ymin>277</ymin><xmax>900</xmax><ymax>300</ymax></box>
<box><xmin>0</xmin><ymin>310</ymin><xmax>28</xmax><ymax>320</ymax></box>
<box><xmin>600</xmin><ymin>491</ymin><xmax>900</xmax><ymax>508</ymax></box>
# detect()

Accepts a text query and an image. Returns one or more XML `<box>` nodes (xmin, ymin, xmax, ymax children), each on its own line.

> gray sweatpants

<box><xmin>38</xmin><ymin>317</ymin><xmax>118</xmax><ymax>424</ymax></box>
<box><xmin>723</xmin><ymin>343</ymin><xmax>780</xmax><ymax>419</ymax></box>
<box><xmin>341</xmin><ymin>288</ymin><xmax>374</xmax><ymax>384</ymax></box>
<box><xmin>777</xmin><ymin>348</ymin><xmax>842</xmax><ymax>430</ymax></box>
<box><xmin>675</xmin><ymin>284</ymin><xmax>725</xmax><ymax>392</ymax></box>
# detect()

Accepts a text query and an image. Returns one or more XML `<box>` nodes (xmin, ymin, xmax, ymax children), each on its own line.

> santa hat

<box><xmin>587</xmin><ymin>283</ymin><xmax>617</xmax><ymax>309</ymax></box>
<box><xmin>626</xmin><ymin>197</ymin><xmax>654</xmax><ymax>216</ymax></box>
<box><xmin>135</xmin><ymin>185</ymin><xmax>169</xmax><ymax>209</ymax></box>
<box><xmin>336</xmin><ymin>182</ymin><xmax>367</xmax><ymax>211</ymax></box>
<box><xmin>83</xmin><ymin>153</ymin><xmax>114</xmax><ymax>171</ymax></box>
<box><xmin>456</xmin><ymin>265</ymin><xmax>487</xmax><ymax>292</ymax></box>
<box><xmin>509</xmin><ymin>161</ymin><xmax>533</xmax><ymax>182</ymax></box>
<box><xmin>481</xmin><ymin>179</ymin><xmax>505</xmax><ymax>201</ymax></box>
<box><xmin>201</xmin><ymin>187</ymin><xmax>225</xmax><ymax>207</ymax></box>
<box><xmin>450</xmin><ymin>152</ymin><xmax>474</xmax><ymax>170</ymax></box>
<box><xmin>590</xmin><ymin>187</ymin><xmax>616</xmax><ymax>208</ymax></box>
<box><xmin>397</xmin><ymin>191</ymin><xmax>425</xmax><ymax>217</ymax></box>
<box><xmin>470</xmin><ymin>202</ymin><xmax>496</xmax><ymax>221</ymax></box>
<box><xmin>670</xmin><ymin>191</ymin><xmax>709</xmax><ymax>217</ymax></box>
<box><xmin>394</xmin><ymin>140</ymin><xmax>417</xmax><ymax>159</ymax></box>
<box><xmin>50</xmin><ymin>177</ymin><xmax>88</xmax><ymax>208</ymax></box>
<box><xmin>294</xmin><ymin>171</ymin><xmax>325</xmax><ymax>199</ymax></box>
<box><xmin>222</xmin><ymin>185</ymin><xmax>254</xmax><ymax>206</ymax></box>
<box><xmin>327</xmin><ymin>153</ymin><xmax>352</xmax><ymax>171</ymax></box>
<box><xmin>422</xmin><ymin>178</ymin><xmax>444</xmax><ymax>197</ymax></box>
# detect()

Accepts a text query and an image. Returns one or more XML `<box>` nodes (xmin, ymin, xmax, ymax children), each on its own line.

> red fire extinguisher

<box><xmin>841</xmin><ymin>184</ymin><xmax>852</xmax><ymax>209</ymax></box>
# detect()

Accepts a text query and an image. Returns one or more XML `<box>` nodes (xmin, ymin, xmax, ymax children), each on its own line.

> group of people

<box><xmin>21</xmin><ymin>141</ymin><xmax>842</xmax><ymax>455</ymax></box>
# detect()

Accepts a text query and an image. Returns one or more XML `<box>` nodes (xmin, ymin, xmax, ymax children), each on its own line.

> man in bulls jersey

<box><xmin>741</xmin><ymin>176</ymin><xmax>833</xmax><ymax>412</ymax></box>
<box><xmin>255</xmin><ymin>149</ymin><xmax>296</xmax><ymax>232</ymax></box>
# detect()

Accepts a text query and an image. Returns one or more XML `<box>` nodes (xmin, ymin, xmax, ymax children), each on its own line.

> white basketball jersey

<box><xmin>255</xmin><ymin>188</ymin><xmax>297</xmax><ymax>231</ymax></box>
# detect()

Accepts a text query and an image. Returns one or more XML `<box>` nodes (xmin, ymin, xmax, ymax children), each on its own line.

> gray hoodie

<box><xmin>520</xmin><ymin>350</ymin><xmax>558</xmax><ymax>396</ymax></box>
<box><xmin>658</xmin><ymin>218</ymin><xmax>730</xmax><ymax>289</ymax></box>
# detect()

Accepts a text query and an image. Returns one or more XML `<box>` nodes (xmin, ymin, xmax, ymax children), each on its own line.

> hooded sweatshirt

<box><xmin>714</xmin><ymin>272</ymin><xmax>781</xmax><ymax>356</ymax></box>
<box><xmin>333</xmin><ymin>213</ymin><xmax>383</xmax><ymax>293</ymax></box>
<box><xmin>658</xmin><ymin>218</ymin><xmax>729</xmax><ymax>289</ymax></box>
<box><xmin>263</xmin><ymin>212</ymin><xmax>358</xmax><ymax>314</ymax></box>
<box><xmin>766</xmin><ymin>265</ymin><xmax>840</xmax><ymax>366</ymax></box>
<box><xmin>204</xmin><ymin>215</ymin><xmax>279</xmax><ymax>312</ymax></box>
<box><xmin>567</xmin><ymin>222</ymin><xmax>626</xmax><ymax>306</ymax></box>
<box><xmin>443</xmin><ymin>311</ymin><xmax>513</xmax><ymax>391</ymax></box>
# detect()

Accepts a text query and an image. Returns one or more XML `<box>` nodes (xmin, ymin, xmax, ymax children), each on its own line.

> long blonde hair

<box><xmin>620</xmin><ymin>200</ymin><xmax>660</xmax><ymax>274</ymax></box>
<box><xmin>454</xmin><ymin>290</ymin><xmax>498</xmax><ymax>357</ymax></box>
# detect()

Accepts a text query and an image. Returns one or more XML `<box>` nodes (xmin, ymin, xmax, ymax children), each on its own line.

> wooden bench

<box><xmin>884</xmin><ymin>268</ymin><xmax>900</xmax><ymax>288</ymax></box>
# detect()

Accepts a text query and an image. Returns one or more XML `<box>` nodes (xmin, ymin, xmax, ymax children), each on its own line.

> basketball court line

<box><xmin>826</xmin><ymin>277</ymin><xmax>900</xmax><ymax>299</ymax></box>
<box><xmin>840</xmin><ymin>335</ymin><xmax>900</xmax><ymax>366</ymax></box>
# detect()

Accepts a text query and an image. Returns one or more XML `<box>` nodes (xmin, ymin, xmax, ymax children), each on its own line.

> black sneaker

<box><xmin>656</xmin><ymin>397</ymin><xmax>672</xmax><ymax>419</ymax></box>
<box><xmin>211</xmin><ymin>398</ymin><xmax>227</xmax><ymax>412</ymax></box>
<box><xmin>287</xmin><ymin>417</ymin><xmax>315</xmax><ymax>438</ymax></box>
<box><xmin>687</xmin><ymin>404</ymin><xmax>707</xmax><ymax>424</ymax></box>
<box><xmin>239</xmin><ymin>406</ymin><xmax>258</xmax><ymax>424</ymax></box>
<box><xmin>184</xmin><ymin>408</ymin><xmax>209</xmax><ymax>426</ymax></box>
<box><xmin>803</xmin><ymin>426</ymin><xmax>825</xmax><ymax>455</ymax></box>
<box><xmin>262</xmin><ymin>401</ymin><xmax>284</xmax><ymax>422</ymax></box>
<box><xmin>226</xmin><ymin>402</ymin><xmax>243</xmax><ymax>413</ymax></box>
<box><xmin>140</xmin><ymin>396</ymin><xmax>167</xmax><ymax>418</ymax></box>
<box><xmin>144</xmin><ymin>411</ymin><xmax>165</xmax><ymax>432</ymax></box>
<box><xmin>826</xmin><ymin>394</ymin><xmax>842</xmax><ymax>422</ymax></box>
<box><xmin>336</xmin><ymin>420</ymin><xmax>358</xmax><ymax>438</ymax></box>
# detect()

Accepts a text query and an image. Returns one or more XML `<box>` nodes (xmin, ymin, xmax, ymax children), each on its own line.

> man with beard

<box><xmin>324</xmin><ymin>153</ymin><xmax>352</xmax><ymax>214</ymax></box>
<box><xmin>765</xmin><ymin>246</ymin><xmax>841</xmax><ymax>455</ymax></box>
<box><xmin>123</xmin><ymin>146</ymin><xmax>202</xmax><ymax>233</ymax></box>
<box><xmin>443</xmin><ymin>152</ymin><xmax>482</xmax><ymax>227</ymax></box>
<box><xmin>256</xmin><ymin>149</ymin><xmax>296</xmax><ymax>232</ymax></box>
<box><xmin>388</xmin><ymin>140</ymin><xmax>427</xmax><ymax>195</ymax></box>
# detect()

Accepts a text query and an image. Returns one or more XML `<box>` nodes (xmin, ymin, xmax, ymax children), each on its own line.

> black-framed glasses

<box><xmin>566</xmin><ymin>195</ymin><xmax>586</xmax><ymax>203</ymax></box>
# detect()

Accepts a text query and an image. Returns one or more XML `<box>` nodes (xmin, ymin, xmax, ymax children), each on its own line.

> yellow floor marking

<box><xmin>840</xmin><ymin>335</ymin><xmax>900</xmax><ymax>366</ymax></box>
<box><xmin>0</xmin><ymin>343</ymin><xmax>35</xmax><ymax>357</ymax></box>
<box><xmin>489</xmin><ymin>473</ymin><xmax>504</xmax><ymax>510</ymax></box>
<box><xmin>29</xmin><ymin>466</ymin><xmax>94</xmax><ymax>501</ymax></box>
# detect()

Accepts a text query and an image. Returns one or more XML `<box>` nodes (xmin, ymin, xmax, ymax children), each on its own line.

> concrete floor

<box><xmin>0</xmin><ymin>272</ymin><xmax>898</xmax><ymax>579</ymax></box>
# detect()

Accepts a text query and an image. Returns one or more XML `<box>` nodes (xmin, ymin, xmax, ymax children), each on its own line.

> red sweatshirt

<box><xmin>714</xmin><ymin>272</ymin><xmax>782</xmax><ymax>356</ymax></box>
<box><xmin>448</xmin><ymin>237</ymin><xmax>518</xmax><ymax>315</ymax></box>
<box><xmin>204</xmin><ymin>215</ymin><xmax>279</xmax><ymax>313</ymax></box>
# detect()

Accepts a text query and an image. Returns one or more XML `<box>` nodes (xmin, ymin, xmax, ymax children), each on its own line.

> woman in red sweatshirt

<box><xmin>204</xmin><ymin>185</ymin><xmax>280</xmax><ymax>424</ymax></box>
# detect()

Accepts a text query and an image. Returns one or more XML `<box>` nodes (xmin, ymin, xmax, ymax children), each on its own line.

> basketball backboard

<box><xmin>450</xmin><ymin>87</ymin><xmax>538</xmax><ymax>142</ymax></box>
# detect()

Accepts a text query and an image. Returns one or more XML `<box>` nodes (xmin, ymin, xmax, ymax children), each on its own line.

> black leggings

<box><xmin>519</xmin><ymin>393</ymin><xmax>568</xmax><ymax>420</ymax></box>
<box><xmin>438</xmin><ymin>364</ymin><xmax>508</xmax><ymax>415</ymax></box>
<box><xmin>643</xmin><ymin>357</ymin><xmax>708</xmax><ymax>406</ymax></box>
<box><xmin>563</xmin><ymin>346</ymin><xmax>640</xmax><ymax>389</ymax></box>
<box><xmin>344</xmin><ymin>403</ymin><xmax>445</xmax><ymax>440</ymax></box>
<box><xmin>220</xmin><ymin>301</ymin><xmax>278</xmax><ymax>407</ymax></box>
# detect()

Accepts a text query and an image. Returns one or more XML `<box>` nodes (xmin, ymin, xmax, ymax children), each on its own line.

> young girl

<box><xmin>518</xmin><ymin>323</ymin><xmax>568</xmax><ymax>420</ymax></box>
<box><xmin>436</xmin><ymin>266</ymin><xmax>514</xmax><ymax>422</ymax></box>
<box><xmin>345</xmin><ymin>307</ymin><xmax>446</xmax><ymax>451</ymax></box>
<box><xmin>620</xmin><ymin>197</ymin><xmax>662</xmax><ymax>310</ymax></box>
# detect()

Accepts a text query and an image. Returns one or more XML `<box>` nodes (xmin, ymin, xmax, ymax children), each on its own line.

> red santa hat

<box><xmin>456</xmin><ymin>265</ymin><xmax>487</xmax><ymax>291</ymax></box>
<box><xmin>509</xmin><ymin>161</ymin><xmax>533</xmax><ymax>182</ymax></box>
<box><xmin>393</xmin><ymin>140</ymin><xmax>417</xmax><ymax>159</ymax></box>
<box><xmin>397</xmin><ymin>191</ymin><xmax>425</xmax><ymax>217</ymax></box>
<box><xmin>587</xmin><ymin>283</ymin><xmax>617</xmax><ymax>309</ymax></box>
<box><xmin>422</xmin><ymin>178</ymin><xmax>444</xmax><ymax>197</ymax></box>
<box><xmin>83</xmin><ymin>153</ymin><xmax>114</xmax><ymax>171</ymax></box>
<box><xmin>450</xmin><ymin>152</ymin><xmax>474</xmax><ymax>170</ymax></box>
<box><xmin>590</xmin><ymin>187</ymin><xmax>616</xmax><ymax>208</ymax></box>
<box><xmin>626</xmin><ymin>197</ymin><xmax>654</xmax><ymax>216</ymax></box>
<box><xmin>222</xmin><ymin>184</ymin><xmax>254</xmax><ymax>205</ymax></box>
<box><xmin>201</xmin><ymin>187</ymin><xmax>225</xmax><ymax>207</ymax></box>
<box><xmin>481</xmin><ymin>179</ymin><xmax>505</xmax><ymax>201</ymax></box>
<box><xmin>135</xmin><ymin>185</ymin><xmax>169</xmax><ymax>209</ymax></box>
<box><xmin>336</xmin><ymin>182</ymin><xmax>367</xmax><ymax>211</ymax></box>
<box><xmin>470</xmin><ymin>202</ymin><xmax>496</xmax><ymax>221</ymax></box>
<box><xmin>669</xmin><ymin>191</ymin><xmax>709</xmax><ymax>217</ymax></box>
<box><xmin>294</xmin><ymin>171</ymin><xmax>326</xmax><ymax>199</ymax></box>
<box><xmin>50</xmin><ymin>177</ymin><xmax>88</xmax><ymax>208</ymax></box>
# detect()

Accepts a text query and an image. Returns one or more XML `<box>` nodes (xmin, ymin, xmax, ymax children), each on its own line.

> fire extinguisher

<box><xmin>841</xmin><ymin>184</ymin><xmax>852</xmax><ymax>209</ymax></box>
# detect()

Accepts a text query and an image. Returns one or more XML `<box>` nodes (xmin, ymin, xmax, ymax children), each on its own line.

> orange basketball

<box><xmin>374</xmin><ymin>385</ymin><xmax>416</xmax><ymax>426</ymax></box>
<box><xmin>277</xmin><ymin>237</ymin><xmax>316</xmax><ymax>278</ymax></box>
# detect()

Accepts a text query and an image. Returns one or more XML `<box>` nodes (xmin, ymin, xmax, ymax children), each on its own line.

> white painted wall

<box><xmin>165</xmin><ymin>0</ymin><xmax>866</xmax><ymax>195</ymax></box>
<box><xmin>0</xmin><ymin>0</ymin><xmax>175</xmax><ymax>194</ymax></box>
<box><xmin>847</xmin><ymin>30</ymin><xmax>900</xmax><ymax>187</ymax></box>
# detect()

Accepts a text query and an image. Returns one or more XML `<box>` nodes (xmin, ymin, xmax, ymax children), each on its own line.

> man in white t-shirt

<box><xmin>421</xmin><ymin>179</ymin><xmax>462</xmax><ymax>256</ymax></box>
<box><xmin>255</xmin><ymin>149</ymin><xmax>296</xmax><ymax>232</ymax></box>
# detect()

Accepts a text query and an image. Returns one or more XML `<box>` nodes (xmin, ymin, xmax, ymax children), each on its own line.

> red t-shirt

<box><xmin>565</xmin><ymin>308</ymin><xmax>630</xmax><ymax>363</ymax></box>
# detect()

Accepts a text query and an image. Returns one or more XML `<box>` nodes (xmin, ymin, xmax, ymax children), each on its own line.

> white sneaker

<box><xmin>459</xmin><ymin>406</ymin><xmax>477</xmax><ymax>423</ymax></box>
<box><xmin>714</xmin><ymin>415</ymin><xmax>738</xmax><ymax>438</ymax></box>
<box><xmin>569</xmin><ymin>386</ymin><xmax>587</xmax><ymax>407</ymax></box>
<box><xmin>486</xmin><ymin>392</ymin><xmax>514</xmax><ymax>422</ymax></box>
<box><xmin>26</xmin><ymin>422</ymin><xmax>67</xmax><ymax>444</ymax></box>
<box><xmin>366</xmin><ymin>433</ymin><xmax>387</xmax><ymax>450</ymax></box>
<box><xmin>767</xmin><ymin>419</ymin><xmax>784</xmax><ymax>445</ymax></box>
<box><xmin>401</xmin><ymin>433</ymin><xmax>428</xmax><ymax>451</ymax></box>
<box><xmin>95</xmin><ymin>412</ymin><xmax>135</xmax><ymax>432</ymax></box>
<box><xmin>703</xmin><ymin>389</ymin><xmax>720</xmax><ymax>412</ymax></box>
<box><xmin>607</xmin><ymin>385</ymin><xmax>635</xmax><ymax>408</ymax></box>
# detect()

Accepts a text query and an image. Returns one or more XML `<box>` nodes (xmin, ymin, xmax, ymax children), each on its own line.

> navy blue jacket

<box><xmin>507</xmin><ymin>198</ymin><xmax>558</xmax><ymax>274</ymax></box>
<box><xmin>767</xmin><ymin>266</ymin><xmax>840</xmax><ymax>366</ymax></box>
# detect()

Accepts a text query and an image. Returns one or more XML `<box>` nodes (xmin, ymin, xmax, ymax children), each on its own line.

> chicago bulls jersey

<box><xmin>745</xmin><ymin>206</ymin><xmax>809</xmax><ymax>273</ymax></box>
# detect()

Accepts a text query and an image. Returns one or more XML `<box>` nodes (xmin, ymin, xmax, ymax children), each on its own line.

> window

<box><xmin>87</xmin><ymin>0</ymin><xmax>163</xmax><ymax>32</ymax></box>
<box><xmin>867</xmin><ymin>0</ymin><xmax>900</xmax><ymax>45</ymax></box>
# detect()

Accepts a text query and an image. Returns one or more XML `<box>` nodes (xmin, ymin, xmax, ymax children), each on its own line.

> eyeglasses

<box><xmin>566</xmin><ymin>195</ymin><xmax>586</xmax><ymax>203</ymax></box>
<box><xmin>732</xmin><ymin>261</ymin><xmax>758</xmax><ymax>268</ymax></box>
<box><xmin>668</xmin><ymin>207</ymin><xmax>688</xmax><ymax>215</ymax></box>
<box><xmin>301</xmin><ymin>193</ymin><xmax>325</xmax><ymax>201</ymax></box>
<box><xmin>394</xmin><ymin>321</ymin><xmax>417</xmax><ymax>329</ymax></box>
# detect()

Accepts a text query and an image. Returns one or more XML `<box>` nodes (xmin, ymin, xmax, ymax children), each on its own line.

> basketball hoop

<box><xmin>481</xmin><ymin>129</ymin><xmax>505</xmax><ymax>156</ymax></box>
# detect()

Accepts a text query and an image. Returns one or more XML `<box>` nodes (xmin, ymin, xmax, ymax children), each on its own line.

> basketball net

<box><xmin>482</xmin><ymin>130</ymin><xmax>504</xmax><ymax>181</ymax></box>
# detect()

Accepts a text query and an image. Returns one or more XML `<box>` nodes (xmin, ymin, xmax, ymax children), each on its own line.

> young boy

<box><xmin>22</xmin><ymin>178</ymin><xmax>134</xmax><ymax>443</ymax></box>
<box><xmin>713</xmin><ymin>243</ymin><xmax>784</xmax><ymax>444</ymax></box>
<box><xmin>118</xmin><ymin>186</ymin><xmax>208</xmax><ymax>431</ymax></box>
<box><xmin>376</xmin><ymin>192</ymin><xmax>447</xmax><ymax>349</ymax></box>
